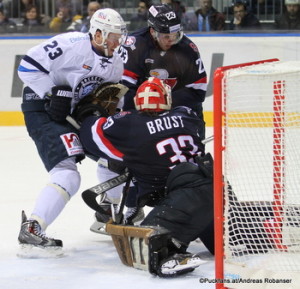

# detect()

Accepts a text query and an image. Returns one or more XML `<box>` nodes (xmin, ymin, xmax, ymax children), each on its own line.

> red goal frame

<box><xmin>213</xmin><ymin>58</ymin><xmax>280</xmax><ymax>289</ymax></box>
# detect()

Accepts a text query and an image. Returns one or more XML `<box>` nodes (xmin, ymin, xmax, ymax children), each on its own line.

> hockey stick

<box><xmin>111</xmin><ymin>172</ymin><xmax>132</xmax><ymax>224</ymax></box>
<box><xmin>202</xmin><ymin>135</ymin><xmax>214</xmax><ymax>145</ymax></box>
<box><xmin>82</xmin><ymin>170</ymin><xmax>130</xmax><ymax>214</ymax></box>
<box><xmin>66</xmin><ymin>115</ymin><xmax>80</xmax><ymax>130</ymax></box>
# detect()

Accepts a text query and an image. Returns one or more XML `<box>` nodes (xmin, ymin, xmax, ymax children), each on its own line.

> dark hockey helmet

<box><xmin>147</xmin><ymin>4</ymin><xmax>183</xmax><ymax>35</ymax></box>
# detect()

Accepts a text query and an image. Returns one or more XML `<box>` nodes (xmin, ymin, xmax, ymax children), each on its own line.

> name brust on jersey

<box><xmin>146</xmin><ymin>116</ymin><xmax>184</xmax><ymax>134</ymax></box>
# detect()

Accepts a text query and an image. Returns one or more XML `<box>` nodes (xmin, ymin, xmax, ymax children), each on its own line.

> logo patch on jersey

<box><xmin>189</xmin><ymin>43</ymin><xmax>199</xmax><ymax>53</ymax></box>
<box><xmin>60</xmin><ymin>133</ymin><xmax>84</xmax><ymax>156</ymax></box>
<box><xmin>103</xmin><ymin>116</ymin><xmax>114</xmax><ymax>129</ymax></box>
<box><xmin>123</xmin><ymin>36</ymin><xmax>136</xmax><ymax>47</ymax></box>
<box><xmin>99</xmin><ymin>57</ymin><xmax>112</xmax><ymax>69</ymax></box>
<box><xmin>74</xmin><ymin>76</ymin><xmax>104</xmax><ymax>102</ymax></box>
<box><xmin>82</xmin><ymin>64</ymin><xmax>92</xmax><ymax>71</ymax></box>
<box><xmin>150</xmin><ymin>69</ymin><xmax>169</xmax><ymax>79</ymax></box>
<box><xmin>149</xmin><ymin>69</ymin><xmax>177</xmax><ymax>89</ymax></box>
<box><xmin>145</xmin><ymin>58</ymin><xmax>154</xmax><ymax>64</ymax></box>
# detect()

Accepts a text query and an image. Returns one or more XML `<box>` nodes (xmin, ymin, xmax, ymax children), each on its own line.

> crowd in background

<box><xmin>0</xmin><ymin>0</ymin><xmax>300</xmax><ymax>34</ymax></box>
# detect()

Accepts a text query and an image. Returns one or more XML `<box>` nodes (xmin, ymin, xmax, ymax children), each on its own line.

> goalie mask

<box><xmin>89</xmin><ymin>8</ymin><xmax>127</xmax><ymax>55</ymax></box>
<box><xmin>134</xmin><ymin>77</ymin><xmax>172</xmax><ymax>112</ymax></box>
<box><xmin>148</xmin><ymin>5</ymin><xmax>183</xmax><ymax>46</ymax></box>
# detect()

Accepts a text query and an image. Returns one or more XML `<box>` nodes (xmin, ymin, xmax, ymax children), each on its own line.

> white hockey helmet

<box><xmin>89</xmin><ymin>8</ymin><xmax>127</xmax><ymax>46</ymax></box>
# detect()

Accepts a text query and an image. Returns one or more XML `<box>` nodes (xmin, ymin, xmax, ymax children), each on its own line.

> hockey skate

<box><xmin>17</xmin><ymin>210</ymin><xmax>63</xmax><ymax>258</ymax></box>
<box><xmin>90</xmin><ymin>193</ymin><xmax>145</xmax><ymax>235</ymax></box>
<box><xmin>158</xmin><ymin>253</ymin><xmax>207</xmax><ymax>277</ymax></box>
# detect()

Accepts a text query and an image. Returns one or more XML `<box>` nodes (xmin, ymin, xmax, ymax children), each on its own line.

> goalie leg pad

<box><xmin>106</xmin><ymin>222</ymin><xmax>207</xmax><ymax>277</ymax></box>
<box><xmin>105</xmin><ymin>222</ymin><xmax>170</xmax><ymax>274</ymax></box>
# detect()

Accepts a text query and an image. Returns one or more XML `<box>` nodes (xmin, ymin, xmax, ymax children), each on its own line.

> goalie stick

<box><xmin>111</xmin><ymin>172</ymin><xmax>132</xmax><ymax>224</ymax></box>
<box><xmin>202</xmin><ymin>135</ymin><xmax>213</xmax><ymax>145</ymax></box>
<box><xmin>82</xmin><ymin>170</ymin><xmax>130</xmax><ymax>214</ymax></box>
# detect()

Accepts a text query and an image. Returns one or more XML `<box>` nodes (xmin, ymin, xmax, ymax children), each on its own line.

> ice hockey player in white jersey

<box><xmin>17</xmin><ymin>8</ymin><xmax>127</xmax><ymax>255</ymax></box>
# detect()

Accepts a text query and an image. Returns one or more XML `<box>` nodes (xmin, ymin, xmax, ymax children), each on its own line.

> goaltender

<box><xmin>76</xmin><ymin>77</ymin><xmax>214</xmax><ymax>277</ymax></box>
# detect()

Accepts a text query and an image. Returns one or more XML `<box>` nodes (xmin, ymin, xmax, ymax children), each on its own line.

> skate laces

<box><xmin>27</xmin><ymin>220</ymin><xmax>53</xmax><ymax>240</ymax></box>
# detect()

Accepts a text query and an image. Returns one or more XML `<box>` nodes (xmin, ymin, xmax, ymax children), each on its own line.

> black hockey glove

<box><xmin>72</xmin><ymin>102</ymin><xmax>108</xmax><ymax>125</ymax></box>
<box><xmin>45</xmin><ymin>85</ymin><xmax>73</xmax><ymax>122</ymax></box>
<box><xmin>195</xmin><ymin>152</ymin><xmax>213</xmax><ymax>179</ymax></box>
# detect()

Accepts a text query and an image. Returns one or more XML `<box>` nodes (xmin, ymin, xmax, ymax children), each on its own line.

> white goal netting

<box><xmin>220</xmin><ymin>61</ymin><xmax>300</xmax><ymax>288</ymax></box>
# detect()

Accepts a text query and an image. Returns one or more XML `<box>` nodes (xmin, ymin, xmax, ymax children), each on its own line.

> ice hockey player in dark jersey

<box><xmin>120</xmin><ymin>4</ymin><xmax>207</xmax><ymax>119</ymax></box>
<box><xmin>81</xmin><ymin>78</ymin><xmax>204</xmax><ymax>197</ymax></box>
<box><xmin>93</xmin><ymin>4</ymin><xmax>208</xmax><ymax>229</ymax></box>
<box><xmin>78</xmin><ymin>77</ymin><xmax>214</xmax><ymax>277</ymax></box>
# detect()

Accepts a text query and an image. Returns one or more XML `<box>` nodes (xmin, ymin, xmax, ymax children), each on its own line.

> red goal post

<box><xmin>213</xmin><ymin>59</ymin><xmax>300</xmax><ymax>289</ymax></box>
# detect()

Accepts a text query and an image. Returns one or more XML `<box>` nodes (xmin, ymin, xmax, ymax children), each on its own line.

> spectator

<box><xmin>183</xmin><ymin>0</ymin><xmax>225</xmax><ymax>32</ymax></box>
<box><xmin>128</xmin><ymin>0</ymin><xmax>151</xmax><ymax>31</ymax></box>
<box><xmin>55</xmin><ymin>0</ymin><xmax>86</xmax><ymax>17</ymax></box>
<box><xmin>0</xmin><ymin>0</ymin><xmax>10</xmax><ymax>16</ymax></box>
<box><xmin>275</xmin><ymin>0</ymin><xmax>300</xmax><ymax>29</ymax></box>
<box><xmin>0</xmin><ymin>8</ymin><xmax>17</xmax><ymax>33</ymax></box>
<box><xmin>228</xmin><ymin>1</ymin><xmax>261</xmax><ymax>30</ymax></box>
<box><xmin>251</xmin><ymin>0</ymin><xmax>282</xmax><ymax>15</ymax></box>
<box><xmin>161</xmin><ymin>0</ymin><xmax>185</xmax><ymax>19</ymax></box>
<box><xmin>67</xmin><ymin>1</ymin><xmax>100</xmax><ymax>32</ymax></box>
<box><xmin>49</xmin><ymin>2</ymin><xmax>82</xmax><ymax>32</ymax></box>
<box><xmin>9</xmin><ymin>0</ymin><xmax>42</xmax><ymax>18</ymax></box>
<box><xmin>20</xmin><ymin>4</ymin><xmax>47</xmax><ymax>33</ymax></box>
<box><xmin>101</xmin><ymin>1</ymin><xmax>110</xmax><ymax>8</ymax></box>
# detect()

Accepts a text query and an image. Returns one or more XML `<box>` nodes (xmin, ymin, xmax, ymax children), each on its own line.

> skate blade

<box><xmin>17</xmin><ymin>244</ymin><xmax>64</xmax><ymax>259</ymax></box>
<box><xmin>90</xmin><ymin>220</ymin><xmax>110</xmax><ymax>235</ymax></box>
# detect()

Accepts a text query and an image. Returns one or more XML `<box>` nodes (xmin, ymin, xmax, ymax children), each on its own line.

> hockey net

<box><xmin>213</xmin><ymin>59</ymin><xmax>300</xmax><ymax>289</ymax></box>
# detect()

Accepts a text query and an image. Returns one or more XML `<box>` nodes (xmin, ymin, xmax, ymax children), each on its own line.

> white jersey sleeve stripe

<box><xmin>185</xmin><ymin>82</ymin><xmax>207</xmax><ymax>91</ymax></box>
<box><xmin>91</xmin><ymin>118</ymin><xmax>123</xmax><ymax>161</ymax></box>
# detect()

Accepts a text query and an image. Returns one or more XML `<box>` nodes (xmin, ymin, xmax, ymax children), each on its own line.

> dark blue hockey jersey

<box><xmin>119</xmin><ymin>27</ymin><xmax>207</xmax><ymax>113</ymax></box>
<box><xmin>80</xmin><ymin>106</ymin><xmax>204</xmax><ymax>194</ymax></box>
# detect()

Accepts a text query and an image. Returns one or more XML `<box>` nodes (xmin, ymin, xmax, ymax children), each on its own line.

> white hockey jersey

<box><xmin>18</xmin><ymin>32</ymin><xmax>124</xmax><ymax>109</ymax></box>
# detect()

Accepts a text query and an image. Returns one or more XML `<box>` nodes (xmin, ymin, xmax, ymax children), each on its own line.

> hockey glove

<box><xmin>45</xmin><ymin>85</ymin><xmax>73</xmax><ymax>122</ymax></box>
<box><xmin>195</xmin><ymin>152</ymin><xmax>213</xmax><ymax>179</ymax></box>
<box><xmin>72</xmin><ymin>102</ymin><xmax>108</xmax><ymax>125</ymax></box>
<box><xmin>76</xmin><ymin>82</ymin><xmax>128</xmax><ymax>116</ymax></box>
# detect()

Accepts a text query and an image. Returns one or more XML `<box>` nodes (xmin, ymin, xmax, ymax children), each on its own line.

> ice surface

<box><xmin>0</xmin><ymin>126</ymin><xmax>215</xmax><ymax>289</ymax></box>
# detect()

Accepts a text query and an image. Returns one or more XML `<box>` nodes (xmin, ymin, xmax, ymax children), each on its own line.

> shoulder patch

<box><xmin>189</xmin><ymin>42</ymin><xmax>199</xmax><ymax>53</ymax></box>
<box><xmin>123</xmin><ymin>36</ymin><xmax>136</xmax><ymax>47</ymax></box>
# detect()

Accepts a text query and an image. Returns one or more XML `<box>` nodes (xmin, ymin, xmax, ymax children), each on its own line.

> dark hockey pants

<box><xmin>141</xmin><ymin>162</ymin><xmax>214</xmax><ymax>255</ymax></box>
